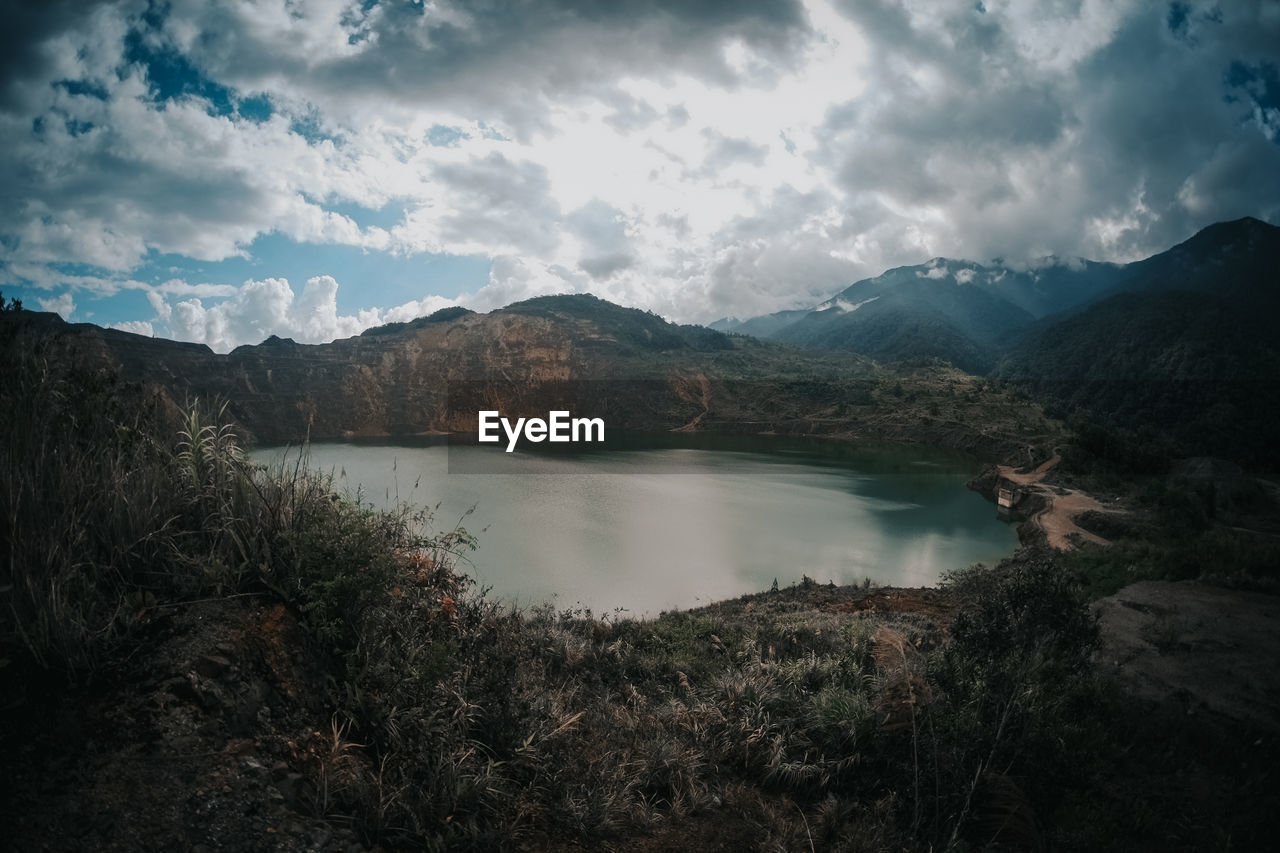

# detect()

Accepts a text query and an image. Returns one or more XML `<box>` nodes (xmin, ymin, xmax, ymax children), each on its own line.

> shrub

<box><xmin>1</xmin><ymin>333</ymin><xmax>182</xmax><ymax>678</ymax></box>
<box><xmin>926</xmin><ymin>557</ymin><xmax>1101</xmax><ymax>848</ymax></box>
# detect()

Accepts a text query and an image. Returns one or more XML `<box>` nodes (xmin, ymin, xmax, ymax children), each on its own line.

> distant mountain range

<box><xmin>713</xmin><ymin>217</ymin><xmax>1280</xmax><ymax>467</ymax></box>
<box><xmin>713</xmin><ymin>216</ymin><xmax>1277</xmax><ymax>371</ymax></box>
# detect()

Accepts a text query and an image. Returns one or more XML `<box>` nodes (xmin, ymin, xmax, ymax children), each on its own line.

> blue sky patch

<box><xmin>139</xmin><ymin>235</ymin><xmax>491</xmax><ymax>314</ymax></box>
<box><xmin>428</xmin><ymin>124</ymin><xmax>470</xmax><ymax>147</ymax></box>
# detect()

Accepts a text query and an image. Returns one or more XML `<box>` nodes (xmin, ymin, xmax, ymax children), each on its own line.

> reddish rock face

<box><xmin>10</xmin><ymin>298</ymin><xmax>737</xmax><ymax>443</ymax></box>
<box><xmin>126</xmin><ymin>312</ymin><xmax>619</xmax><ymax>442</ymax></box>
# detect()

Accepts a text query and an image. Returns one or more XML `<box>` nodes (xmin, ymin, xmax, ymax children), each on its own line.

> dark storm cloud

<box><xmin>159</xmin><ymin>0</ymin><xmax>812</xmax><ymax>138</ymax></box>
<box><xmin>0</xmin><ymin>0</ymin><xmax>118</xmax><ymax>111</ymax></box>
<box><xmin>1067</xmin><ymin>2</ymin><xmax>1280</xmax><ymax>256</ymax></box>
<box><xmin>815</xmin><ymin>0</ymin><xmax>1280</xmax><ymax>264</ymax></box>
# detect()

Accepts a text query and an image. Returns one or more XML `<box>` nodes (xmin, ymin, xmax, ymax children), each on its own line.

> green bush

<box><xmin>924</xmin><ymin>558</ymin><xmax>1101</xmax><ymax>848</ymax></box>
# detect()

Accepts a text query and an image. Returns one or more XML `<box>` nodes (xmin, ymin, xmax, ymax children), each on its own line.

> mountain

<box><xmin>0</xmin><ymin>293</ymin><xmax>1054</xmax><ymax>461</ymax></box>
<box><xmin>63</xmin><ymin>294</ymin><xmax>746</xmax><ymax>442</ymax></box>
<box><xmin>7</xmin><ymin>218</ymin><xmax>1272</xmax><ymax>464</ymax></box>
<box><xmin>716</xmin><ymin>218</ymin><xmax>1279</xmax><ymax>371</ymax></box>
<box><xmin>715</xmin><ymin>255</ymin><xmax>1129</xmax><ymax>371</ymax></box>
<box><xmin>773</xmin><ymin>263</ymin><xmax>1037</xmax><ymax>372</ymax></box>
<box><xmin>711</xmin><ymin>217</ymin><xmax>1280</xmax><ymax>466</ymax></box>
<box><xmin>996</xmin><ymin>218</ymin><xmax>1280</xmax><ymax>468</ymax></box>
<box><xmin>1111</xmin><ymin>216</ymin><xmax>1280</xmax><ymax>307</ymax></box>
<box><xmin>710</xmin><ymin>308</ymin><xmax>812</xmax><ymax>339</ymax></box>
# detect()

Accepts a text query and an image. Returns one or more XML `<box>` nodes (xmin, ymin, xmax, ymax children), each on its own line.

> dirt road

<box><xmin>998</xmin><ymin>454</ymin><xmax>1118</xmax><ymax>549</ymax></box>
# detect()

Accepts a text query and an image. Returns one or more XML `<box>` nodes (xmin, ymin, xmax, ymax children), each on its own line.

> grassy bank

<box><xmin>2</xmin><ymin>330</ymin><xmax>1275</xmax><ymax>850</ymax></box>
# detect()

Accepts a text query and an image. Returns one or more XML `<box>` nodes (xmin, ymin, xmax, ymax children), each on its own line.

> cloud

<box><xmin>383</xmin><ymin>294</ymin><xmax>462</xmax><ymax>324</ymax></box>
<box><xmin>920</xmin><ymin>262</ymin><xmax>948</xmax><ymax>280</ymax></box>
<box><xmin>701</xmin><ymin>130</ymin><xmax>771</xmax><ymax>171</ymax></box>
<box><xmin>2</xmin><ymin>0</ymin><xmax>1278</xmax><ymax>341</ymax></box>
<box><xmin>160</xmin><ymin>275</ymin><xmax>381</xmax><ymax>352</ymax></box>
<box><xmin>153</xmin><ymin>278</ymin><xmax>237</xmax><ymax>298</ymax></box>
<box><xmin>393</xmin><ymin>152</ymin><xmax>563</xmax><ymax>257</ymax></box>
<box><xmin>0</xmin><ymin>75</ymin><xmax>395</xmax><ymax>271</ymax></box>
<box><xmin>37</xmin><ymin>291</ymin><xmax>75</xmax><ymax>319</ymax></box>
<box><xmin>145</xmin><ymin>289</ymin><xmax>171</xmax><ymax>320</ymax></box>
<box><xmin>110</xmin><ymin>319</ymin><xmax>153</xmax><ymax>336</ymax></box>
<box><xmin>566</xmin><ymin>200</ymin><xmax>635</xmax><ymax>280</ymax></box>
<box><xmin>0</xmin><ymin>3</ymin><xmax>410</xmax><ymax>274</ymax></box>
<box><xmin>150</xmin><ymin>272</ymin><xmax>469</xmax><ymax>352</ymax></box>
<box><xmin>160</xmin><ymin>0</ymin><xmax>812</xmax><ymax>138</ymax></box>
<box><xmin>465</xmin><ymin>255</ymin><xmax>585</xmax><ymax>314</ymax></box>
<box><xmin>0</xmin><ymin>0</ymin><xmax>121</xmax><ymax>112</ymax></box>
<box><xmin>812</xmin><ymin>0</ymin><xmax>1280</xmax><ymax>265</ymax></box>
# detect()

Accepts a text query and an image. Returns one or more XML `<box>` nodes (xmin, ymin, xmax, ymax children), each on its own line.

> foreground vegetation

<box><xmin>2</xmin><ymin>323</ymin><xmax>1276</xmax><ymax>850</ymax></box>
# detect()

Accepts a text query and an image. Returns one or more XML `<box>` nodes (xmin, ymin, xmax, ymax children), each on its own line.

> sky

<box><xmin>1</xmin><ymin>0</ymin><xmax>1278</xmax><ymax>352</ymax></box>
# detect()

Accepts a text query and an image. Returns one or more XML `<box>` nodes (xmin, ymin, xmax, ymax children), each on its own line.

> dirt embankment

<box><xmin>672</xmin><ymin>372</ymin><xmax>712</xmax><ymax>432</ymax></box>
<box><xmin>971</xmin><ymin>454</ymin><xmax>1124</xmax><ymax>550</ymax></box>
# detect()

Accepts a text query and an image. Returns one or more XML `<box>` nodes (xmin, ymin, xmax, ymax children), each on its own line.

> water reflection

<box><xmin>262</xmin><ymin>436</ymin><xmax>1017</xmax><ymax>615</ymax></box>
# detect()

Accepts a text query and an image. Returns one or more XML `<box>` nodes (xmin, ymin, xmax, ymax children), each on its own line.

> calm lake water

<box><xmin>262</xmin><ymin>434</ymin><xmax>1017</xmax><ymax>615</ymax></box>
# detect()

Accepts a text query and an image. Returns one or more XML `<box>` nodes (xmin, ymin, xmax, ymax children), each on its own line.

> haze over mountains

<box><xmin>713</xmin><ymin>217</ymin><xmax>1278</xmax><ymax>373</ymax></box>
<box><xmin>714</xmin><ymin>256</ymin><xmax>1123</xmax><ymax>374</ymax></box>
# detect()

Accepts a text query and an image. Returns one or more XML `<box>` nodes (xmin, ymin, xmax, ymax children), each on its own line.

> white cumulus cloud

<box><xmin>161</xmin><ymin>275</ymin><xmax>383</xmax><ymax>352</ymax></box>
<box><xmin>37</xmin><ymin>292</ymin><xmax>75</xmax><ymax>319</ymax></box>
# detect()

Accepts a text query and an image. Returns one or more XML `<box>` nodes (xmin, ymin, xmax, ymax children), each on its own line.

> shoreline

<box><xmin>970</xmin><ymin>454</ymin><xmax>1123</xmax><ymax>551</ymax></box>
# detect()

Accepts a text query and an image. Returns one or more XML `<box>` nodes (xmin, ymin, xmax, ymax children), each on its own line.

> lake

<box><xmin>261</xmin><ymin>433</ymin><xmax>1017</xmax><ymax>615</ymax></box>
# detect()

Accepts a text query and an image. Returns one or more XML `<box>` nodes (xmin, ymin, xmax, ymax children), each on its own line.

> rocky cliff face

<box><xmin>8</xmin><ymin>297</ymin><xmax>745</xmax><ymax>443</ymax></box>
<box><xmin>120</xmin><ymin>309</ymin><xmax>650</xmax><ymax>441</ymax></box>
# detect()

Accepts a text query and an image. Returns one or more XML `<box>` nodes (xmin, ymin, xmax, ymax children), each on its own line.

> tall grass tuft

<box><xmin>1</xmin><ymin>337</ymin><xmax>181</xmax><ymax>678</ymax></box>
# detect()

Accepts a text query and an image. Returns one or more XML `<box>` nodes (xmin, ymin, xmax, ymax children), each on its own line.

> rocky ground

<box><xmin>985</xmin><ymin>453</ymin><xmax>1128</xmax><ymax>549</ymax></box>
<box><xmin>1093</xmin><ymin>580</ymin><xmax>1280</xmax><ymax>734</ymax></box>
